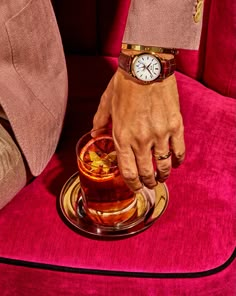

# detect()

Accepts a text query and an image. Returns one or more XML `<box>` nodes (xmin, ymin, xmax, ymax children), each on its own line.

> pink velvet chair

<box><xmin>0</xmin><ymin>1</ymin><xmax>235</xmax><ymax>295</ymax></box>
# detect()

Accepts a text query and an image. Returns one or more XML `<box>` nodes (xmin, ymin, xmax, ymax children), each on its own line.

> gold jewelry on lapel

<box><xmin>193</xmin><ymin>0</ymin><xmax>204</xmax><ymax>23</ymax></box>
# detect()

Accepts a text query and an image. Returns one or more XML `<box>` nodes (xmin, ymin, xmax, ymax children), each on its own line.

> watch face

<box><xmin>132</xmin><ymin>53</ymin><xmax>161</xmax><ymax>82</ymax></box>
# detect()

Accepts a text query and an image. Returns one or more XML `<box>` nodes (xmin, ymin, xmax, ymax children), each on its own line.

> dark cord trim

<box><xmin>0</xmin><ymin>248</ymin><xmax>235</xmax><ymax>279</ymax></box>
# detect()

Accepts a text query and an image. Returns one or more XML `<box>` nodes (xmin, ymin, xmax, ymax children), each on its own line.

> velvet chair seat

<box><xmin>0</xmin><ymin>55</ymin><xmax>235</xmax><ymax>295</ymax></box>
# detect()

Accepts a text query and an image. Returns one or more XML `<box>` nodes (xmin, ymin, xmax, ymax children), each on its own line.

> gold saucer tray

<box><xmin>59</xmin><ymin>172</ymin><xmax>169</xmax><ymax>239</ymax></box>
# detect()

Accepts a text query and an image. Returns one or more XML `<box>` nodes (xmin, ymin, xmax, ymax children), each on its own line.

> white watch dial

<box><xmin>132</xmin><ymin>54</ymin><xmax>161</xmax><ymax>82</ymax></box>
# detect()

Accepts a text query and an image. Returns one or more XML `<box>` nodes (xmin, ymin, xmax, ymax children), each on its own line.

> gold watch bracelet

<box><xmin>121</xmin><ymin>43</ymin><xmax>179</xmax><ymax>56</ymax></box>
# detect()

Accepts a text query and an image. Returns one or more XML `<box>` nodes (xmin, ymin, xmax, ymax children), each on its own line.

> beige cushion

<box><xmin>0</xmin><ymin>122</ymin><xmax>27</xmax><ymax>209</ymax></box>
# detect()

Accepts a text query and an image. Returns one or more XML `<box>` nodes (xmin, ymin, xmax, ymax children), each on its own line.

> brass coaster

<box><xmin>59</xmin><ymin>172</ymin><xmax>169</xmax><ymax>238</ymax></box>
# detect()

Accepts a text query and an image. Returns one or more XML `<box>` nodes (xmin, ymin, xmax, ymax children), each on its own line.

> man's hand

<box><xmin>93</xmin><ymin>68</ymin><xmax>185</xmax><ymax>192</ymax></box>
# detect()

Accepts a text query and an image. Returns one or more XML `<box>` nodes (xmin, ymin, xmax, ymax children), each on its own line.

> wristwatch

<box><xmin>118</xmin><ymin>51</ymin><xmax>176</xmax><ymax>83</ymax></box>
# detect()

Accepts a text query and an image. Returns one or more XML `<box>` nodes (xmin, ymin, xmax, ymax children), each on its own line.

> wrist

<box><xmin>117</xmin><ymin>67</ymin><xmax>145</xmax><ymax>85</ymax></box>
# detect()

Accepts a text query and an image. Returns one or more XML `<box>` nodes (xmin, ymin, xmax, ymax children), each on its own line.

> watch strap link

<box><xmin>160</xmin><ymin>58</ymin><xmax>176</xmax><ymax>80</ymax></box>
<box><xmin>118</xmin><ymin>52</ymin><xmax>132</xmax><ymax>74</ymax></box>
<box><xmin>118</xmin><ymin>52</ymin><xmax>176</xmax><ymax>82</ymax></box>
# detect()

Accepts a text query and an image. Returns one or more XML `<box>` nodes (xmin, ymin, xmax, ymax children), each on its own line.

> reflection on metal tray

<box><xmin>59</xmin><ymin>172</ymin><xmax>169</xmax><ymax>239</ymax></box>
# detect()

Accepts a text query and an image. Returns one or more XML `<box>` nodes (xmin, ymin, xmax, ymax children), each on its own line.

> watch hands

<box><xmin>138</xmin><ymin>61</ymin><xmax>155</xmax><ymax>76</ymax></box>
<box><xmin>146</xmin><ymin>67</ymin><xmax>153</xmax><ymax>76</ymax></box>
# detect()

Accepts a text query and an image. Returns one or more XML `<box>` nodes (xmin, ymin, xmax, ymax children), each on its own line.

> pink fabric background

<box><xmin>203</xmin><ymin>0</ymin><xmax>236</xmax><ymax>98</ymax></box>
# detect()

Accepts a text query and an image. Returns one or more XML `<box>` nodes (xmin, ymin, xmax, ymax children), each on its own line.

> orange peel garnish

<box><xmin>89</xmin><ymin>151</ymin><xmax>117</xmax><ymax>173</ymax></box>
<box><xmin>79</xmin><ymin>136</ymin><xmax>118</xmax><ymax>178</ymax></box>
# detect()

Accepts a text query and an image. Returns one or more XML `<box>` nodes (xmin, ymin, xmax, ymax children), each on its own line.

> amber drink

<box><xmin>76</xmin><ymin>129</ymin><xmax>137</xmax><ymax>226</ymax></box>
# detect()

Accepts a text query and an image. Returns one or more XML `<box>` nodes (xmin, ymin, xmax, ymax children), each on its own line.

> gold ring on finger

<box><xmin>154</xmin><ymin>151</ymin><xmax>172</xmax><ymax>160</ymax></box>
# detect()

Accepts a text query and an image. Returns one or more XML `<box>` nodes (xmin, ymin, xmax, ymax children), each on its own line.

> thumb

<box><xmin>93</xmin><ymin>92</ymin><xmax>112</xmax><ymax>130</ymax></box>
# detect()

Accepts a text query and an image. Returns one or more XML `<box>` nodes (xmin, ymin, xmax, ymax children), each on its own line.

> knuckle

<box><xmin>159</xmin><ymin>166</ymin><xmax>171</xmax><ymax>176</ymax></box>
<box><xmin>144</xmin><ymin>181</ymin><xmax>157</xmax><ymax>189</ymax></box>
<box><xmin>175</xmin><ymin>151</ymin><xmax>186</xmax><ymax>162</ymax></box>
<box><xmin>158</xmin><ymin>167</ymin><xmax>170</xmax><ymax>179</ymax></box>
<box><xmin>141</xmin><ymin>173</ymin><xmax>154</xmax><ymax>180</ymax></box>
<box><xmin>169</xmin><ymin>115</ymin><xmax>183</xmax><ymax>134</ymax></box>
<box><xmin>139</xmin><ymin>174</ymin><xmax>156</xmax><ymax>189</ymax></box>
<box><xmin>157</xmin><ymin>163</ymin><xmax>171</xmax><ymax>174</ymax></box>
<box><xmin>160</xmin><ymin>172</ymin><xmax>169</xmax><ymax>178</ymax></box>
<box><xmin>138</xmin><ymin>132</ymin><xmax>151</xmax><ymax>144</ymax></box>
<box><xmin>122</xmin><ymin>170</ymin><xmax>138</xmax><ymax>182</ymax></box>
<box><xmin>139</xmin><ymin>167</ymin><xmax>154</xmax><ymax>178</ymax></box>
<box><xmin>155</xmin><ymin>127</ymin><xmax>167</xmax><ymax>139</ymax></box>
<box><xmin>159</xmin><ymin>176</ymin><xmax>169</xmax><ymax>183</ymax></box>
<box><xmin>159</xmin><ymin>170</ymin><xmax>170</xmax><ymax>178</ymax></box>
<box><xmin>155</xmin><ymin>172</ymin><xmax>169</xmax><ymax>183</ymax></box>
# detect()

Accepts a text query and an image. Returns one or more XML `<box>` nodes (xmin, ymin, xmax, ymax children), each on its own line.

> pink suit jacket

<box><xmin>123</xmin><ymin>0</ymin><xmax>203</xmax><ymax>50</ymax></box>
<box><xmin>0</xmin><ymin>0</ymin><xmax>203</xmax><ymax>176</ymax></box>
<box><xmin>0</xmin><ymin>0</ymin><xmax>68</xmax><ymax>175</ymax></box>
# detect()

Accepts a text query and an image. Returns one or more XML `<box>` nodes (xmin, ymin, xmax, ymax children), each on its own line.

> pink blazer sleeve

<box><xmin>123</xmin><ymin>0</ymin><xmax>204</xmax><ymax>50</ymax></box>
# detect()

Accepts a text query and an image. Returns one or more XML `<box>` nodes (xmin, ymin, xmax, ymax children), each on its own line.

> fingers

<box><xmin>115</xmin><ymin>131</ymin><xmax>185</xmax><ymax>191</ymax></box>
<box><xmin>115</xmin><ymin>145</ymin><xmax>143</xmax><ymax>192</ymax></box>
<box><xmin>153</xmin><ymin>140</ymin><xmax>172</xmax><ymax>183</ymax></box>
<box><xmin>117</xmin><ymin>136</ymin><xmax>184</xmax><ymax>192</ymax></box>
<box><xmin>153</xmin><ymin>125</ymin><xmax>185</xmax><ymax>181</ymax></box>
<box><xmin>169</xmin><ymin>126</ymin><xmax>185</xmax><ymax>168</ymax></box>
<box><xmin>153</xmin><ymin>131</ymin><xmax>185</xmax><ymax>183</ymax></box>
<box><xmin>115</xmin><ymin>136</ymin><xmax>157</xmax><ymax>191</ymax></box>
<box><xmin>93</xmin><ymin>92</ymin><xmax>111</xmax><ymax>131</ymax></box>
<box><xmin>134</xmin><ymin>146</ymin><xmax>156</xmax><ymax>189</ymax></box>
<box><xmin>114</xmin><ymin>123</ymin><xmax>185</xmax><ymax>190</ymax></box>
